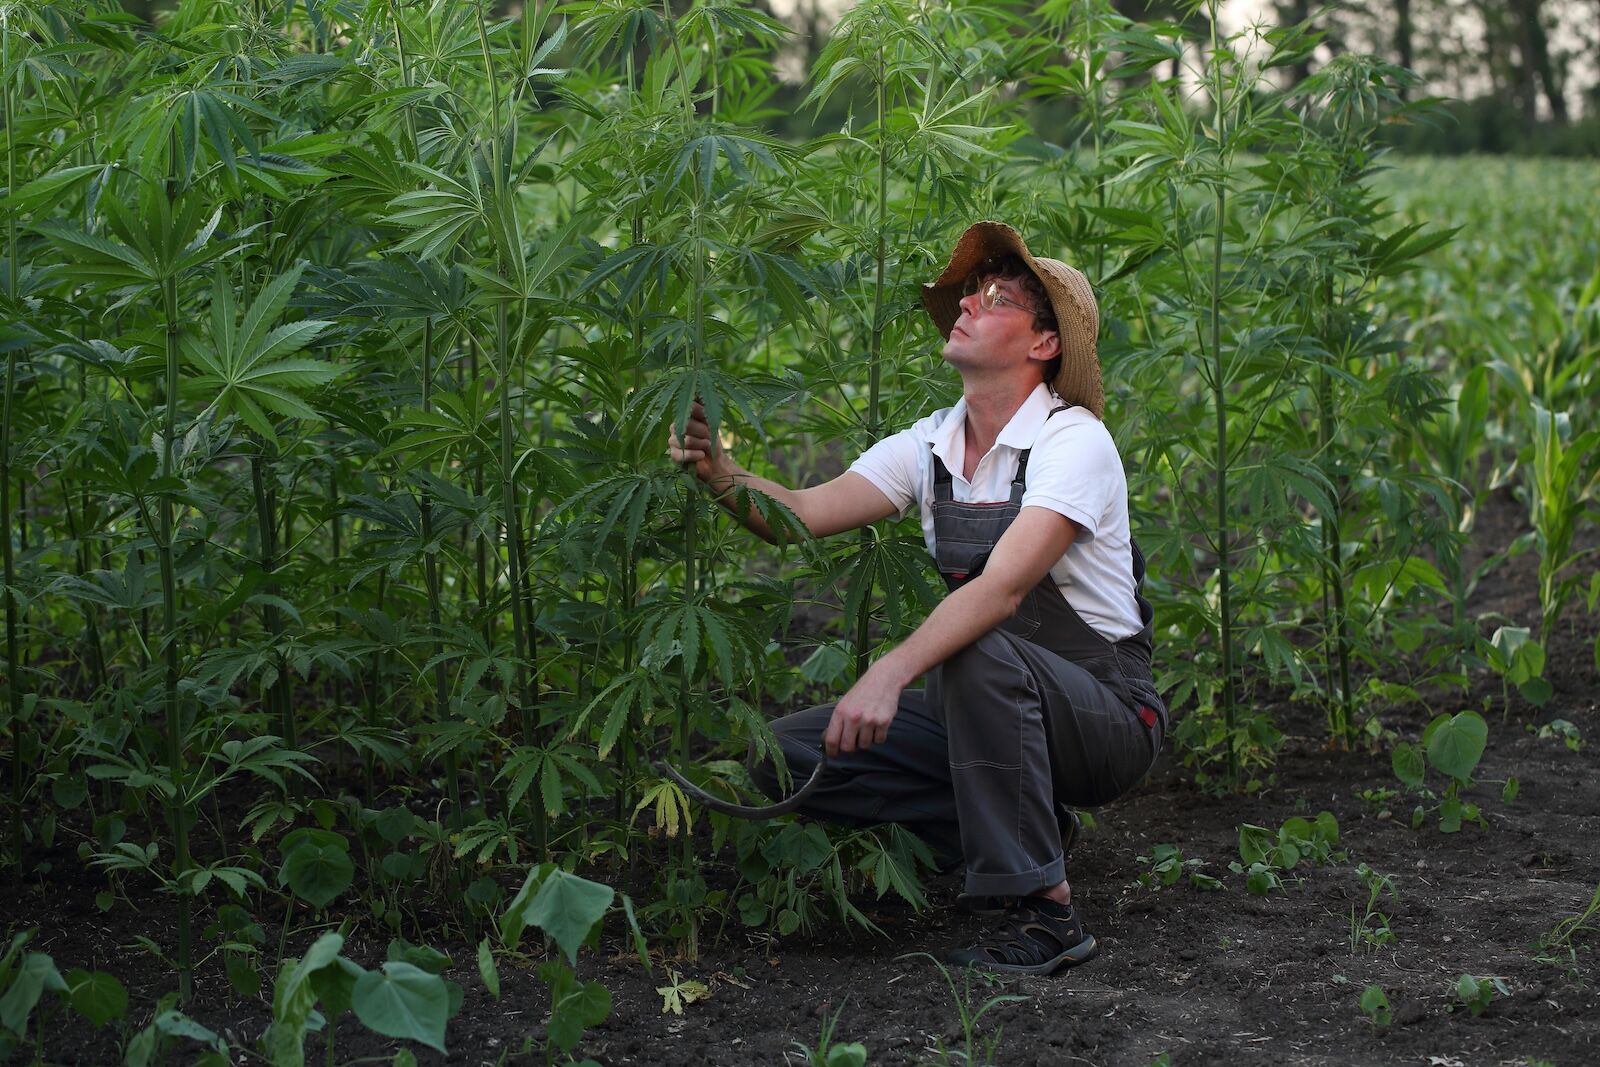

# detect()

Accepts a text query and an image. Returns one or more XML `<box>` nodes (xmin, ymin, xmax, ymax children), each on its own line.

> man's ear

<box><xmin>1031</xmin><ymin>329</ymin><xmax>1061</xmax><ymax>362</ymax></box>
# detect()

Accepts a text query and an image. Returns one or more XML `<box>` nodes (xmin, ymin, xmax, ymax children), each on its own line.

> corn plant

<box><xmin>1522</xmin><ymin>404</ymin><xmax>1600</xmax><ymax>644</ymax></box>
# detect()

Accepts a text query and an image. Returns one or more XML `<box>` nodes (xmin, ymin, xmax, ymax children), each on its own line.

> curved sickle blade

<box><xmin>656</xmin><ymin>756</ymin><xmax>828</xmax><ymax>820</ymax></box>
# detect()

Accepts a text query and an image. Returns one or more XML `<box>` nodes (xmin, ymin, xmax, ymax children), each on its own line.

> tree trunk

<box><xmin>1394</xmin><ymin>0</ymin><xmax>1414</xmax><ymax>89</ymax></box>
<box><xmin>1511</xmin><ymin>0</ymin><xmax>1567</xmax><ymax>122</ymax></box>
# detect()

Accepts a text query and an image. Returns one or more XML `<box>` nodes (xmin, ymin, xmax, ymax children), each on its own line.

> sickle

<box><xmin>656</xmin><ymin>755</ymin><xmax>828</xmax><ymax>819</ymax></box>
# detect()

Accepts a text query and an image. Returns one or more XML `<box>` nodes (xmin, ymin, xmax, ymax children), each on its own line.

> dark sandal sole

<box><xmin>948</xmin><ymin>933</ymin><xmax>1099</xmax><ymax>976</ymax></box>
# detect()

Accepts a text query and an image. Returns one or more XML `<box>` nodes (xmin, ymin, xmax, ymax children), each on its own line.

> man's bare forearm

<box><xmin>704</xmin><ymin>464</ymin><xmax>805</xmax><ymax>545</ymax></box>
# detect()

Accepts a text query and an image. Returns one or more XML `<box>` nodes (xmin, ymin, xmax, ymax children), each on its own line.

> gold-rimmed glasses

<box><xmin>962</xmin><ymin>276</ymin><xmax>1045</xmax><ymax>317</ymax></box>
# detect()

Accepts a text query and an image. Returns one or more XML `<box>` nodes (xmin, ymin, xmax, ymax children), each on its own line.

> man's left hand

<box><xmin>823</xmin><ymin>666</ymin><xmax>904</xmax><ymax>757</ymax></box>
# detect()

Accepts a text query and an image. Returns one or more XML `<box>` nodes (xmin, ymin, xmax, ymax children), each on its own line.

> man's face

<box><xmin>942</xmin><ymin>272</ymin><xmax>1058</xmax><ymax>377</ymax></box>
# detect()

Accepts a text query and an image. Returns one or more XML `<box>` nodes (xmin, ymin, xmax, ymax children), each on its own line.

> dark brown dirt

<box><xmin>8</xmin><ymin>482</ymin><xmax>1599</xmax><ymax>1066</ymax></box>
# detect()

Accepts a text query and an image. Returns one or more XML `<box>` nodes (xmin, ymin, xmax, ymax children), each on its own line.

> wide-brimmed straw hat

<box><xmin>921</xmin><ymin>221</ymin><xmax>1104</xmax><ymax>420</ymax></box>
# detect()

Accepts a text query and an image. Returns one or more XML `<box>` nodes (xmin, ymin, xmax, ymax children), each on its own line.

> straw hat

<box><xmin>921</xmin><ymin>221</ymin><xmax>1104</xmax><ymax>420</ymax></box>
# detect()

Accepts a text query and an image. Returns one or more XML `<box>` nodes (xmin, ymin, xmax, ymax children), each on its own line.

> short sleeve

<box><xmin>1018</xmin><ymin>414</ymin><xmax>1123</xmax><ymax>543</ymax></box>
<box><xmin>847</xmin><ymin>428</ymin><xmax>923</xmax><ymax>520</ymax></box>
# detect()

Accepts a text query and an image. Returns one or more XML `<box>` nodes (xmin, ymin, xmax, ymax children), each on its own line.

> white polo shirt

<box><xmin>848</xmin><ymin>382</ymin><xmax>1143</xmax><ymax>641</ymax></box>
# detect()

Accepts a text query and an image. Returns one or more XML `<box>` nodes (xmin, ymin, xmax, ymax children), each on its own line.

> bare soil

<box><xmin>9</xmin><ymin>483</ymin><xmax>1599</xmax><ymax>1066</ymax></box>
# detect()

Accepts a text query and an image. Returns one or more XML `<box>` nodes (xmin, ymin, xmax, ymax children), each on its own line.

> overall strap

<box><xmin>1009</xmin><ymin>405</ymin><xmax>1071</xmax><ymax>496</ymax></box>
<box><xmin>931</xmin><ymin>450</ymin><xmax>954</xmax><ymax>502</ymax></box>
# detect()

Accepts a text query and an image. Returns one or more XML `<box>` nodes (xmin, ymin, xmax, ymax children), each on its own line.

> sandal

<box><xmin>953</xmin><ymin>808</ymin><xmax>1083</xmax><ymax>919</ymax></box>
<box><xmin>945</xmin><ymin>897</ymin><xmax>1098</xmax><ymax>976</ymax></box>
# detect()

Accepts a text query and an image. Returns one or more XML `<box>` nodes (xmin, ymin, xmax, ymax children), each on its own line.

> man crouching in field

<box><xmin>667</xmin><ymin>222</ymin><xmax>1166</xmax><ymax>975</ymax></box>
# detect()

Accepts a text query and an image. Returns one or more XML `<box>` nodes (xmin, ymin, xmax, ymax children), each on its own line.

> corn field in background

<box><xmin>1</xmin><ymin>0</ymin><xmax>1597</xmax><ymax>1030</ymax></box>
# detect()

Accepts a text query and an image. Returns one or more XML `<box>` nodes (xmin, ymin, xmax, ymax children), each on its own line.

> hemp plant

<box><xmin>1280</xmin><ymin>53</ymin><xmax>1455</xmax><ymax>746</ymax></box>
<box><xmin>1104</xmin><ymin>9</ymin><xmax>1318</xmax><ymax>787</ymax></box>
<box><xmin>39</xmin><ymin>162</ymin><xmax>247</xmax><ymax>999</ymax></box>
<box><xmin>794</xmin><ymin>0</ymin><xmax>1006</xmax><ymax>678</ymax></box>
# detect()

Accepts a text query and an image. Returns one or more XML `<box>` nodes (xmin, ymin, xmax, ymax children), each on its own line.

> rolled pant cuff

<box><xmin>963</xmin><ymin>853</ymin><xmax>1065</xmax><ymax>897</ymax></box>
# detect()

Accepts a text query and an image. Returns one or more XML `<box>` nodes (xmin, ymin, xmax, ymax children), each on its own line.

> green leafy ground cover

<box><xmin>1</xmin><ymin>0</ymin><xmax>1597</xmax><ymax>1062</ymax></box>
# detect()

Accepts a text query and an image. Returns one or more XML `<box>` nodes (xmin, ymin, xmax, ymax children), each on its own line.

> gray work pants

<box><xmin>751</xmin><ymin>628</ymin><xmax>1160</xmax><ymax>896</ymax></box>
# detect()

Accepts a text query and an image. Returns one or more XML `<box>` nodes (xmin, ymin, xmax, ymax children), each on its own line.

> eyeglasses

<box><xmin>962</xmin><ymin>277</ymin><xmax>1045</xmax><ymax>317</ymax></box>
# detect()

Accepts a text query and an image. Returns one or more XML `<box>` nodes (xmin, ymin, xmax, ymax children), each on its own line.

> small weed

<box><xmin>1349</xmin><ymin>863</ymin><xmax>1398</xmax><ymax>953</ymax></box>
<box><xmin>1229</xmin><ymin>812</ymin><xmax>1341</xmax><ymax>895</ymax></box>
<box><xmin>1449</xmin><ymin>974</ymin><xmax>1509</xmax><ymax>1016</ymax></box>
<box><xmin>654</xmin><ymin>969</ymin><xmax>710</xmax><ymax>1016</ymax></box>
<box><xmin>1135</xmin><ymin>844</ymin><xmax>1222</xmax><ymax>890</ymax></box>
<box><xmin>1529</xmin><ymin>718</ymin><xmax>1583</xmax><ymax>753</ymax></box>
<box><xmin>1535</xmin><ymin>881</ymin><xmax>1600</xmax><ymax>968</ymax></box>
<box><xmin>1357</xmin><ymin>786</ymin><xmax>1398</xmax><ymax>817</ymax></box>
<box><xmin>1359</xmin><ymin>984</ymin><xmax>1392</xmax><ymax>1026</ymax></box>
<box><xmin>1392</xmin><ymin>710</ymin><xmax>1490</xmax><ymax>832</ymax></box>
<box><xmin>897</xmin><ymin>954</ymin><xmax>1027</xmax><ymax>1066</ymax></box>
<box><xmin>1479</xmin><ymin>625</ymin><xmax>1553</xmax><ymax>707</ymax></box>
<box><xmin>790</xmin><ymin>1001</ymin><xmax>868</xmax><ymax>1067</ymax></box>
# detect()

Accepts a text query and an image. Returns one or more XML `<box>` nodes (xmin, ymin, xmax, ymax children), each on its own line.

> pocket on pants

<box><xmin>1001</xmin><ymin>595</ymin><xmax>1040</xmax><ymax>640</ymax></box>
<box><xmin>1087</xmin><ymin>719</ymin><xmax>1154</xmax><ymax>804</ymax></box>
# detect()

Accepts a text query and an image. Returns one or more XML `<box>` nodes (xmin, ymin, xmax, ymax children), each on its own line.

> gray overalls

<box><xmin>753</xmin><ymin>406</ymin><xmax>1165</xmax><ymax>897</ymax></box>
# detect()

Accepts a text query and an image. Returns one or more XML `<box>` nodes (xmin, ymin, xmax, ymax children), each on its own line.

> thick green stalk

<box><xmin>1316</xmin><ymin>277</ymin><xmax>1353</xmax><ymax>747</ymax></box>
<box><xmin>494</xmin><ymin>302</ymin><xmax>530</xmax><ymax>738</ymax></box>
<box><xmin>250</xmin><ymin>438</ymin><xmax>291</xmax><ymax>757</ymax></box>
<box><xmin>61</xmin><ymin>488</ymin><xmax>107</xmax><ymax>697</ymax></box>
<box><xmin>664</xmin><ymin>0</ymin><xmax>706</xmax><ymax>908</ymax></box>
<box><xmin>853</xmin><ymin>57</ymin><xmax>889</xmax><ymax>680</ymax></box>
<box><xmin>160</xmin><ymin>263</ymin><xmax>192</xmax><ymax>1003</ymax></box>
<box><xmin>1</xmin><ymin>337</ymin><xmax>17</xmax><ymax>884</ymax></box>
<box><xmin>2</xmin><ymin>5</ymin><xmax>23</xmax><ymax>882</ymax></box>
<box><xmin>617</xmin><ymin>212</ymin><xmax>644</xmax><ymax>825</ymax></box>
<box><xmin>1084</xmin><ymin>0</ymin><xmax>1107</xmax><ymax>280</ymax></box>
<box><xmin>676</xmin><ymin>211</ymin><xmax>705</xmax><ymax>870</ymax></box>
<box><xmin>329</xmin><ymin>466</ymin><xmax>342</xmax><ymax>713</ymax></box>
<box><xmin>469</xmin><ymin>338</ymin><xmax>488</xmax><ymax>635</ymax></box>
<box><xmin>418</xmin><ymin>320</ymin><xmax>460</xmax><ymax>822</ymax></box>
<box><xmin>1206</xmin><ymin>3</ymin><xmax>1238</xmax><ymax>787</ymax></box>
<box><xmin>475</xmin><ymin>0</ymin><xmax>543</xmax><ymax>855</ymax></box>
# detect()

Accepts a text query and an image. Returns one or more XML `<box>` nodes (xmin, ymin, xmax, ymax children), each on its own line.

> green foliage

<box><xmin>1522</xmin><ymin>403</ymin><xmax>1600</xmax><ymax>643</ymax></box>
<box><xmin>538</xmin><ymin>960</ymin><xmax>612</xmax><ymax>1059</ymax></box>
<box><xmin>898</xmin><ymin>952</ymin><xmax>1027</xmax><ymax>1067</ymax></box>
<box><xmin>791</xmin><ymin>1000</ymin><xmax>869</xmax><ymax>1067</ymax></box>
<box><xmin>351</xmin><ymin>963</ymin><xmax>450</xmax><ymax>1053</ymax></box>
<box><xmin>1479</xmin><ymin>627</ymin><xmax>1552</xmax><ymax>707</ymax></box>
<box><xmin>261</xmin><ymin>931</ymin><xmax>461</xmax><ymax>1065</ymax></box>
<box><xmin>500</xmin><ymin>866</ymin><xmax>615</xmax><ymax>964</ymax></box>
<box><xmin>1535</xmin><ymin>881</ymin><xmax>1600</xmax><ymax>968</ymax></box>
<box><xmin>61</xmin><ymin>969</ymin><xmax>127</xmax><ymax>1028</ymax></box>
<box><xmin>1393</xmin><ymin>710</ymin><xmax>1491</xmax><ymax>832</ymax></box>
<box><xmin>0</xmin><ymin>935</ymin><xmax>65</xmax><ymax>1053</ymax></box>
<box><xmin>1529</xmin><ymin>718</ymin><xmax>1583</xmax><ymax>753</ymax></box>
<box><xmin>278</xmin><ymin>828</ymin><xmax>355</xmax><ymax>910</ymax></box>
<box><xmin>1229</xmin><ymin>812</ymin><xmax>1341</xmax><ymax>895</ymax></box>
<box><xmin>125</xmin><ymin>998</ymin><xmax>232</xmax><ymax>1067</ymax></box>
<box><xmin>1135</xmin><ymin>844</ymin><xmax>1222</xmax><ymax>891</ymax></box>
<box><xmin>1358</xmin><ymin>984</ymin><xmax>1391</xmax><ymax>1026</ymax></box>
<box><xmin>1349</xmin><ymin>863</ymin><xmax>1398</xmax><ymax>953</ymax></box>
<box><xmin>1450</xmin><ymin>974</ymin><xmax>1509</xmax><ymax>1016</ymax></box>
